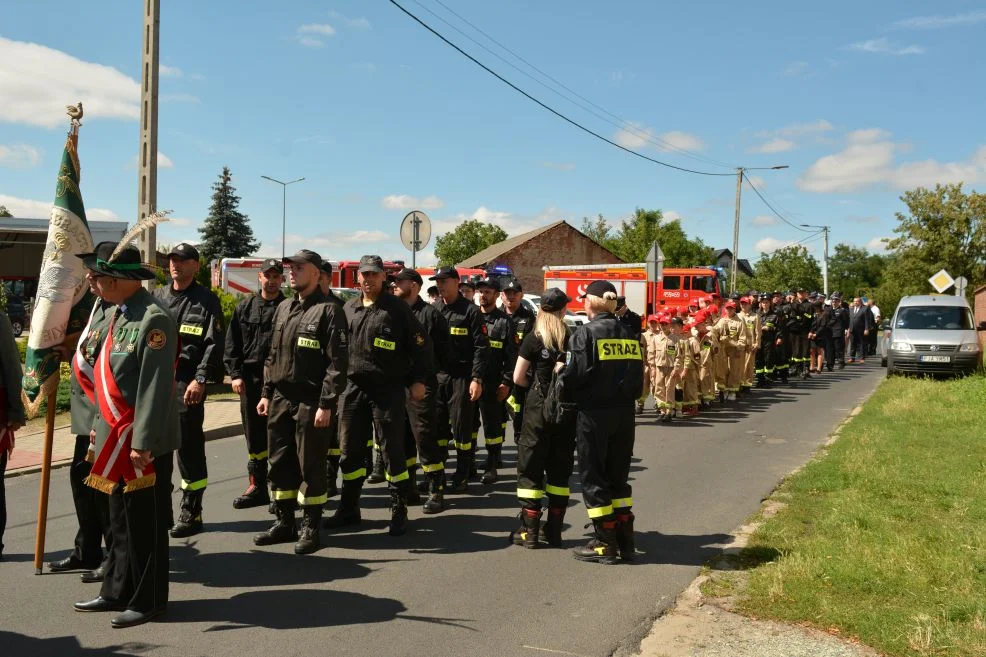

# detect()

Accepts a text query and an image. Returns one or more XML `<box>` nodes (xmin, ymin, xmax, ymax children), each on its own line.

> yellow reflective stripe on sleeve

<box><xmin>326</xmin><ymin>448</ymin><xmax>342</xmax><ymax>457</ymax></box>
<box><xmin>506</xmin><ymin>395</ymin><xmax>520</xmax><ymax>412</ymax></box>
<box><xmin>454</xmin><ymin>441</ymin><xmax>473</xmax><ymax>451</ymax></box>
<box><xmin>421</xmin><ymin>462</ymin><xmax>445</xmax><ymax>473</ymax></box>
<box><xmin>596</xmin><ymin>339</ymin><xmax>642</xmax><ymax>361</ymax></box>
<box><xmin>179</xmin><ymin>324</ymin><xmax>204</xmax><ymax>336</ymax></box>
<box><xmin>450</xmin><ymin>326</ymin><xmax>468</xmax><ymax>336</ymax></box>
<box><xmin>586</xmin><ymin>504</ymin><xmax>614</xmax><ymax>518</ymax></box>
<box><xmin>342</xmin><ymin>468</ymin><xmax>367</xmax><ymax>481</ymax></box>
<box><xmin>517</xmin><ymin>488</ymin><xmax>545</xmax><ymax>500</ymax></box>
<box><xmin>373</xmin><ymin>337</ymin><xmax>396</xmax><ymax>351</ymax></box>
<box><xmin>366</xmin><ymin>439</ymin><xmax>374</xmax><ymax>448</ymax></box>
<box><xmin>484</xmin><ymin>436</ymin><xmax>503</xmax><ymax>446</ymax></box>
<box><xmin>385</xmin><ymin>470</ymin><xmax>410</xmax><ymax>483</ymax></box>
<box><xmin>545</xmin><ymin>484</ymin><xmax>570</xmax><ymax>497</ymax></box>
<box><xmin>272</xmin><ymin>489</ymin><xmax>299</xmax><ymax>500</ymax></box>
<box><xmin>406</xmin><ymin>456</ymin><xmax>418</xmax><ymax>467</ymax></box>
<box><xmin>471</xmin><ymin>431</ymin><xmax>479</xmax><ymax>439</ymax></box>
<box><xmin>298</xmin><ymin>337</ymin><xmax>321</xmax><ymax>349</ymax></box>
<box><xmin>612</xmin><ymin>497</ymin><xmax>633</xmax><ymax>509</ymax></box>
<box><xmin>297</xmin><ymin>491</ymin><xmax>328</xmax><ymax>506</ymax></box>
<box><xmin>436</xmin><ymin>439</ymin><xmax>449</xmax><ymax>447</ymax></box>
<box><xmin>488</xmin><ymin>339</ymin><xmax>503</xmax><ymax>349</ymax></box>
<box><xmin>248</xmin><ymin>450</ymin><xmax>269</xmax><ymax>460</ymax></box>
<box><xmin>180</xmin><ymin>478</ymin><xmax>208</xmax><ymax>491</ymax></box>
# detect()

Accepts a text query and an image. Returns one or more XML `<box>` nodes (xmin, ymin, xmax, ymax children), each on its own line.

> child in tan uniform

<box><xmin>697</xmin><ymin>311</ymin><xmax>717</xmax><ymax>408</ymax></box>
<box><xmin>680</xmin><ymin>320</ymin><xmax>702</xmax><ymax>416</ymax></box>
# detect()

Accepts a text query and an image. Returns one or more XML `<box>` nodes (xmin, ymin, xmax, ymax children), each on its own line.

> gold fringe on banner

<box><xmin>20</xmin><ymin>376</ymin><xmax>59</xmax><ymax>421</ymax></box>
<box><xmin>84</xmin><ymin>473</ymin><xmax>116</xmax><ymax>495</ymax></box>
<box><xmin>84</xmin><ymin>446</ymin><xmax>95</xmax><ymax>464</ymax></box>
<box><xmin>123</xmin><ymin>474</ymin><xmax>156</xmax><ymax>493</ymax></box>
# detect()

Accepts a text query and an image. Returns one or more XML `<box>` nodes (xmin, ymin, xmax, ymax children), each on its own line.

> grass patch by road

<box><xmin>733</xmin><ymin>374</ymin><xmax>986</xmax><ymax>657</ymax></box>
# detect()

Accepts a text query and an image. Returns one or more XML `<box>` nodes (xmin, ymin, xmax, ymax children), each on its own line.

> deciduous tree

<box><xmin>434</xmin><ymin>219</ymin><xmax>508</xmax><ymax>267</ymax></box>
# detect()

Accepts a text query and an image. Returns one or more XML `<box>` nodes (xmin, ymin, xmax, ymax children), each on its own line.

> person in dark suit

<box><xmin>847</xmin><ymin>297</ymin><xmax>874</xmax><ymax>363</ymax></box>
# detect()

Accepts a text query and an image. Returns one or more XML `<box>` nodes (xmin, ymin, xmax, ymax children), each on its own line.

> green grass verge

<box><xmin>736</xmin><ymin>374</ymin><xmax>986</xmax><ymax>657</ymax></box>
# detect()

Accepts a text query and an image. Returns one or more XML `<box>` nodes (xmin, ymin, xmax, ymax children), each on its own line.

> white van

<box><xmin>884</xmin><ymin>295</ymin><xmax>981</xmax><ymax>376</ymax></box>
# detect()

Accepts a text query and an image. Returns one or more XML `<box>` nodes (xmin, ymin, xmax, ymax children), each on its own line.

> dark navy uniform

<box><xmin>473</xmin><ymin>305</ymin><xmax>517</xmax><ymax>480</ymax></box>
<box><xmin>756</xmin><ymin>299</ymin><xmax>784</xmax><ymax>386</ymax></box>
<box><xmin>503</xmin><ymin>301</ymin><xmax>535</xmax><ymax>441</ymax></box>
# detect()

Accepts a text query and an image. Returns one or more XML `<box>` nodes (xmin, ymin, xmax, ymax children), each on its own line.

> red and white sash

<box><xmin>72</xmin><ymin>300</ymin><xmax>100</xmax><ymax>405</ymax></box>
<box><xmin>85</xmin><ymin>313</ymin><xmax>156</xmax><ymax>494</ymax></box>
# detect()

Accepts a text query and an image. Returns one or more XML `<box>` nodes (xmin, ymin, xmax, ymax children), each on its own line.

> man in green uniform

<box><xmin>73</xmin><ymin>243</ymin><xmax>180</xmax><ymax>628</ymax></box>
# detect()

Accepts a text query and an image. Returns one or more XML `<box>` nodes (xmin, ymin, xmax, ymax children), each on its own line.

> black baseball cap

<box><xmin>430</xmin><ymin>266</ymin><xmax>459</xmax><ymax>281</ymax></box>
<box><xmin>283</xmin><ymin>249</ymin><xmax>322</xmax><ymax>268</ymax></box>
<box><xmin>459</xmin><ymin>279</ymin><xmax>476</xmax><ymax>290</ymax></box>
<box><xmin>395</xmin><ymin>268</ymin><xmax>423</xmax><ymax>285</ymax></box>
<box><xmin>501</xmin><ymin>277</ymin><xmax>523</xmax><ymax>292</ymax></box>
<box><xmin>319</xmin><ymin>260</ymin><xmax>333</xmax><ymax>276</ymax></box>
<box><xmin>358</xmin><ymin>255</ymin><xmax>385</xmax><ymax>274</ymax></box>
<box><xmin>476</xmin><ymin>276</ymin><xmax>500</xmax><ymax>291</ymax></box>
<box><xmin>579</xmin><ymin>280</ymin><xmax>617</xmax><ymax>299</ymax></box>
<box><xmin>167</xmin><ymin>242</ymin><xmax>200</xmax><ymax>261</ymax></box>
<box><xmin>540</xmin><ymin>288</ymin><xmax>570</xmax><ymax>312</ymax></box>
<box><xmin>261</xmin><ymin>258</ymin><xmax>283</xmax><ymax>274</ymax></box>
<box><xmin>671</xmin><ymin>317</ymin><xmax>684</xmax><ymax>326</ymax></box>
<box><xmin>616</xmin><ymin>295</ymin><xmax>627</xmax><ymax>308</ymax></box>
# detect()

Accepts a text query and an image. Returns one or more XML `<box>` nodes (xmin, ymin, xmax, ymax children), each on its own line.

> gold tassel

<box><xmin>84</xmin><ymin>473</ymin><xmax>116</xmax><ymax>495</ymax></box>
<box><xmin>123</xmin><ymin>474</ymin><xmax>157</xmax><ymax>493</ymax></box>
<box><xmin>84</xmin><ymin>445</ymin><xmax>95</xmax><ymax>464</ymax></box>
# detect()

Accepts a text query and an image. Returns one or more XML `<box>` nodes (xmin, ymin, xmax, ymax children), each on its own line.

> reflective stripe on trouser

<box><xmin>239</xmin><ymin>366</ymin><xmax>269</xmax><ymax>463</ymax></box>
<box><xmin>266</xmin><ymin>391</ymin><xmax>331</xmax><ymax>507</ymax></box>
<box><xmin>435</xmin><ymin>372</ymin><xmax>476</xmax><ymax>477</ymax></box>
<box><xmin>505</xmin><ymin>385</ymin><xmax>526</xmax><ymax>440</ymax></box>
<box><xmin>176</xmin><ymin>394</ymin><xmax>208</xmax><ymax>494</ymax></box>
<box><xmin>516</xmin><ymin>384</ymin><xmax>576</xmax><ymax>509</ymax></box>
<box><xmin>337</xmin><ymin>382</ymin><xmax>409</xmax><ymax>492</ymax></box>
<box><xmin>682</xmin><ymin>371</ymin><xmax>699</xmax><ymax>407</ymax></box>
<box><xmin>575</xmin><ymin>404</ymin><xmax>634</xmax><ymax>519</ymax></box>
<box><xmin>652</xmin><ymin>367</ymin><xmax>671</xmax><ymax>411</ymax></box>
<box><xmin>475</xmin><ymin>383</ymin><xmax>504</xmax><ymax>447</ymax></box>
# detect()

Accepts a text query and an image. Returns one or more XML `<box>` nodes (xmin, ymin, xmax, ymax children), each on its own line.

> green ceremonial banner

<box><xmin>22</xmin><ymin>130</ymin><xmax>94</xmax><ymax>414</ymax></box>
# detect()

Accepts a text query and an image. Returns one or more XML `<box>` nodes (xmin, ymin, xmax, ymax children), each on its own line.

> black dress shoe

<box><xmin>81</xmin><ymin>565</ymin><xmax>106</xmax><ymax>583</ymax></box>
<box><xmin>49</xmin><ymin>556</ymin><xmax>94</xmax><ymax>572</ymax></box>
<box><xmin>111</xmin><ymin>607</ymin><xmax>164</xmax><ymax>628</ymax></box>
<box><xmin>74</xmin><ymin>596</ymin><xmax>125</xmax><ymax>613</ymax></box>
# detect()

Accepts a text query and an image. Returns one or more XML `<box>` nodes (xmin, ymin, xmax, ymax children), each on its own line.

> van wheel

<box><xmin>10</xmin><ymin>320</ymin><xmax>23</xmax><ymax>337</ymax></box>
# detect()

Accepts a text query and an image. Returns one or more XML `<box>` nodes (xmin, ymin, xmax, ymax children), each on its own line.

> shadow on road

<box><xmin>0</xmin><ymin>631</ymin><xmax>158</xmax><ymax>657</ymax></box>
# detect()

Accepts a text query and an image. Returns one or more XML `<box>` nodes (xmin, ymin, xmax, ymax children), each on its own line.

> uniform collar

<box><xmin>296</xmin><ymin>287</ymin><xmax>327</xmax><ymax>309</ymax></box>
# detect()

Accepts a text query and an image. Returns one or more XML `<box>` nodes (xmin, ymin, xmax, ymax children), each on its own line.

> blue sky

<box><xmin>2</xmin><ymin>1</ymin><xmax>985</xmax><ymax>270</ymax></box>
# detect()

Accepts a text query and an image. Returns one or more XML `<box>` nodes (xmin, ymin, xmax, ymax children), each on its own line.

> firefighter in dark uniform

<box><xmin>473</xmin><ymin>276</ymin><xmax>517</xmax><ymax>485</ymax></box>
<box><xmin>432</xmin><ymin>267</ymin><xmax>489</xmax><ymax>493</ymax></box>
<box><xmin>560</xmin><ymin>280</ymin><xmax>643</xmax><ymax>564</ymax></box>
<box><xmin>500</xmin><ymin>277</ymin><xmax>535</xmax><ymax>444</ymax></box>
<box><xmin>254</xmin><ymin>250</ymin><xmax>348</xmax><ymax>555</ymax></box>
<box><xmin>154</xmin><ymin>243</ymin><xmax>224</xmax><ymax>539</ymax></box>
<box><xmin>828</xmin><ymin>292</ymin><xmax>849</xmax><ymax>369</ymax></box>
<box><xmin>324</xmin><ymin>256</ymin><xmax>430</xmax><ymax>536</ymax></box>
<box><xmin>788</xmin><ymin>287</ymin><xmax>812</xmax><ymax>379</ymax></box>
<box><xmin>755</xmin><ymin>293</ymin><xmax>784</xmax><ymax>387</ymax></box>
<box><xmin>224</xmin><ymin>258</ymin><xmax>285</xmax><ymax>510</ymax></box>
<box><xmin>317</xmin><ymin>260</ymin><xmax>347</xmax><ymax>498</ymax></box>
<box><xmin>772</xmin><ymin>291</ymin><xmax>792</xmax><ymax>383</ymax></box>
<box><xmin>395</xmin><ymin>268</ymin><xmax>449</xmax><ymax>513</ymax></box>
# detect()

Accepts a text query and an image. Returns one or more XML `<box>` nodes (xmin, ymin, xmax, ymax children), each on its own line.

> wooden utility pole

<box><xmin>730</xmin><ymin>168</ymin><xmax>743</xmax><ymax>293</ymax></box>
<box><xmin>138</xmin><ymin>0</ymin><xmax>160</xmax><ymax>278</ymax></box>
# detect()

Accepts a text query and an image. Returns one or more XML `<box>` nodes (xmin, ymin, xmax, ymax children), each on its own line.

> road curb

<box><xmin>3</xmin><ymin>422</ymin><xmax>242</xmax><ymax>479</ymax></box>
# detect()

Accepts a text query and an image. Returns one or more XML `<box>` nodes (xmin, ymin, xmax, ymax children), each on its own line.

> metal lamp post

<box><xmin>261</xmin><ymin>175</ymin><xmax>305</xmax><ymax>259</ymax></box>
<box><xmin>801</xmin><ymin>224</ymin><xmax>831</xmax><ymax>295</ymax></box>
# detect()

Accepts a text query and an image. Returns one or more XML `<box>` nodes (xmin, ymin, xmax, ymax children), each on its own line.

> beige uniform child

<box><xmin>708</xmin><ymin>308</ymin><xmax>728</xmax><ymax>399</ymax></box>
<box><xmin>641</xmin><ymin>319</ymin><xmax>663</xmax><ymax>412</ymax></box>
<box><xmin>715</xmin><ymin>301</ymin><xmax>748</xmax><ymax>400</ymax></box>
<box><xmin>649</xmin><ymin>319</ymin><xmax>673</xmax><ymax>418</ymax></box>
<box><xmin>739</xmin><ymin>300</ymin><xmax>761</xmax><ymax>392</ymax></box>
<box><xmin>680</xmin><ymin>323</ymin><xmax>701</xmax><ymax>415</ymax></box>
<box><xmin>697</xmin><ymin>319</ymin><xmax>717</xmax><ymax>404</ymax></box>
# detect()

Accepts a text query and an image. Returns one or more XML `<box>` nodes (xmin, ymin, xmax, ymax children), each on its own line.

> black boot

<box><xmin>406</xmin><ymin>469</ymin><xmax>422</xmax><ymax>505</ymax></box>
<box><xmin>323</xmin><ymin>481</ymin><xmax>362</xmax><ymax>530</ymax></box>
<box><xmin>326</xmin><ymin>456</ymin><xmax>339</xmax><ymax>499</ymax></box>
<box><xmin>572</xmin><ymin>517</ymin><xmax>619</xmax><ymax>565</ymax></box>
<box><xmin>366</xmin><ymin>448</ymin><xmax>385</xmax><ymax>484</ymax></box>
<box><xmin>294</xmin><ymin>506</ymin><xmax>322</xmax><ymax>554</ymax></box>
<box><xmin>481</xmin><ymin>445</ymin><xmax>500</xmax><ymax>485</ymax></box>
<box><xmin>388</xmin><ymin>489</ymin><xmax>409</xmax><ymax>536</ymax></box>
<box><xmin>170</xmin><ymin>489</ymin><xmax>204</xmax><ymax>538</ymax></box>
<box><xmin>615</xmin><ymin>510</ymin><xmax>636</xmax><ymax>561</ymax></box>
<box><xmin>422</xmin><ymin>473</ymin><xmax>446</xmax><ymax>514</ymax></box>
<box><xmin>448</xmin><ymin>450</ymin><xmax>473</xmax><ymax>493</ymax></box>
<box><xmin>542</xmin><ymin>505</ymin><xmax>567</xmax><ymax>548</ymax></box>
<box><xmin>233</xmin><ymin>460</ymin><xmax>271</xmax><ymax>509</ymax></box>
<box><xmin>511</xmin><ymin>507</ymin><xmax>541</xmax><ymax>549</ymax></box>
<box><xmin>253</xmin><ymin>500</ymin><xmax>297</xmax><ymax>546</ymax></box>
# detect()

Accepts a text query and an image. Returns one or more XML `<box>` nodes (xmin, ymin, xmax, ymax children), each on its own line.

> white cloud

<box><xmin>754</xmin><ymin>237</ymin><xmax>796</xmax><ymax>253</ymax></box>
<box><xmin>0</xmin><ymin>144</ymin><xmax>42</xmax><ymax>168</ymax></box>
<box><xmin>751</xmin><ymin>215</ymin><xmax>777</xmax><ymax>226</ymax></box>
<box><xmin>130</xmin><ymin>152</ymin><xmax>174</xmax><ymax>169</ymax></box>
<box><xmin>865</xmin><ymin>237</ymin><xmax>890</xmax><ymax>252</ymax></box>
<box><xmin>431</xmin><ymin>205</ymin><xmax>565</xmax><ymax>239</ymax></box>
<box><xmin>846</xmin><ymin>38</ymin><xmax>925</xmax><ymax>56</ymax></box>
<box><xmin>296</xmin><ymin>24</ymin><xmax>335</xmax><ymax>48</ymax></box>
<box><xmin>783</xmin><ymin>61</ymin><xmax>809</xmax><ymax>76</ymax></box>
<box><xmin>891</xmin><ymin>11</ymin><xmax>986</xmax><ymax>30</ymax></box>
<box><xmin>541</xmin><ymin>161</ymin><xmax>576</xmax><ymax>171</ymax></box>
<box><xmin>612</xmin><ymin>124</ymin><xmax>704</xmax><ymax>153</ymax></box>
<box><xmin>286</xmin><ymin>229</ymin><xmax>389</xmax><ymax>247</ymax></box>
<box><xmin>655</xmin><ymin>130</ymin><xmax>705</xmax><ymax>153</ymax></box>
<box><xmin>0</xmin><ymin>194</ymin><xmax>116</xmax><ymax>220</ymax></box>
<box><xmin>751</xmin><ymin>138</ymin><xmax>795</xmax><ymax>154</ymax></box>
<box><xmin>168</xmin><ymin>217</ymin><xmax>195</xmax><ymax>227</ymax></box>
<box><xmin>159</xmin><ymin>65</ymin><xmax>183</xmax><ymax>77</ymax></box>
<box><xmin>328</xmin><ymin>11</ymin><xmax>371</xmax><ymax>29</ymax></box>
<box><xmin>663</xmin><ymin>210</ymin><xmax>683</xmax><ymax>223</ymax></box>
<box><xmin>746</xmin><ymin>174</ymin><xmax>767</xmax><ymax>189</ymax></box>
<box><xmin>0</xmin><ymin>37</ymin><xmax>140</xmax><ymax>128</ymax></box>
<box><xmin>381</xmin><ymin>194</ymin><xmax>445</xmax><ymax>211</ymax></box>
<box><xmin>798</xmin><ymin>130</ymin><xmax>986</xmax><ymax>193</ymax></box>
<box><xmin>756</xmin><ymin>120</ymin><xmax>834</xmax><ymax>139</ymax></box>
<box><xmin>613</xmin><ymin>122</ymin><xmax>654</xmax><ymax>149</ymax></box>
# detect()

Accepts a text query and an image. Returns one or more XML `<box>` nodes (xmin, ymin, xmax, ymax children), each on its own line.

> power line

<box><xmin>388</xmin><ymin>0</ymin><xmax>735</xmax><ymax>177</ymax></box>
<box><xmin>743</xmin><ymin>172</ymin><xmax>814</xmax><ymax>232</ymax></box>
<box><xmin>759</xmin><ymin>230</ymin><xmax>824</xmax><ymax>257</ymax></box>
<box><xmin>426</xmin><ymin>0</ymin><xmax>735</xmax><ymax>170</ymax></box>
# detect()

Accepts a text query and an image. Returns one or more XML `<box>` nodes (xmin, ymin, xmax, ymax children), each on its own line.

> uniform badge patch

<box><xmin>147</xmin><ymin>329</ymin><xmax>167</xmax><ymax>350</ymax></box>
<box><xmin>415</xmin><ymin>333</ymin><xmax>425</xmax><ymax>346</ymax></box>
<box><xmin>306</xmin><ymin>323</ymin><xmax>318</xmax><ymax>332</ymax></box>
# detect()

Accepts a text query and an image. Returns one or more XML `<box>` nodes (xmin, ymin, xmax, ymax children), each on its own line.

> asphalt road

<box><xmin>1</xmin><ymin>364</ymin><xmax>884</xmax><ymax>657</ymax></box>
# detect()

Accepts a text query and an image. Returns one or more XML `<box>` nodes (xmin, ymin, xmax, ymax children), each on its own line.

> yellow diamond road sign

<box><xmin>928</xmin><ymin>269</ymin><xmax>954</xmax><ymax>294</ymax></box>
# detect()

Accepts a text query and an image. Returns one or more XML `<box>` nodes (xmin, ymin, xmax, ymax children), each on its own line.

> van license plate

<box><xmin>920</xmin><ymin>355</ymin><xmax>950</xmax><ymax>363</ymax></box>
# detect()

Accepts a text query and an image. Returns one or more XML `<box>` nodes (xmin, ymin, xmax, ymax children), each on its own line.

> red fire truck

<box><xmin>543</xmin><ymin>263</ymin><xmax>726</xmax><ymax>315</ymax></box>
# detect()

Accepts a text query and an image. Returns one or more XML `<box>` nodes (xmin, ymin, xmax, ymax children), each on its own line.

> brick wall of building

<box><xmin>491</xmin><ymin>223</ymin><xmax>623</xmax><ymax>292</ymax></box>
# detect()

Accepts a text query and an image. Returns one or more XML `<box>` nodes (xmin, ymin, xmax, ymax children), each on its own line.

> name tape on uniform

<box><xmin>373</xmin><ymin>337</ymin><xmax>396</xmax><ymax>351</ymax></box>
<box><xmin>450</xmin><ymin>327</ymin><xmax>468</xmax><ymax>336</ymax></box>
<box><xmin>488</xmin><ymin>339</ymin><xmax>503</xmax><ymax>349</ymax></box>
<box><xmin>179</xmin><ymin>324</ymin><xmax>204</xmax><ymax>336</ymax></box>
<box><xmin>596</xmin><ymin>338</ymin><xmax>642</xmax><ymax>361</ymax></box>
<box><xmin>297</xmin><ymin>337</ymin><xmax>321</xmax><ymax>350</ymax></box>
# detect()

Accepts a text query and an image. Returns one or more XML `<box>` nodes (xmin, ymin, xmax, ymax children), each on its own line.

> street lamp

<box><xmin>801</xmin><ymin>224</ymin><xmax>831</xmax><ymax>296</ymax></box>
<box><xmin>731</xmin><ymin>165</ymin><xmax>789</xmax><ymax>293</ymax></box>
<box><xmin>261</xmin><ymin>175</ymin><xmax>305</xmax><ymax>259</ymax></box>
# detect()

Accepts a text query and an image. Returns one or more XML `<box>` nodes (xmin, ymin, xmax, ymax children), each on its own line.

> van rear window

<box><xmin>895</xmin><ymin>306</ymin><xmax>974</xmax><ymax>330</ymax></box>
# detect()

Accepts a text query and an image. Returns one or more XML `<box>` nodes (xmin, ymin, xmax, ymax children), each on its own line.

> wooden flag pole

<box><xmin>33</xmin><ymin>388</ymin><xmax>58</xmax><ymax>575</ymax></box>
